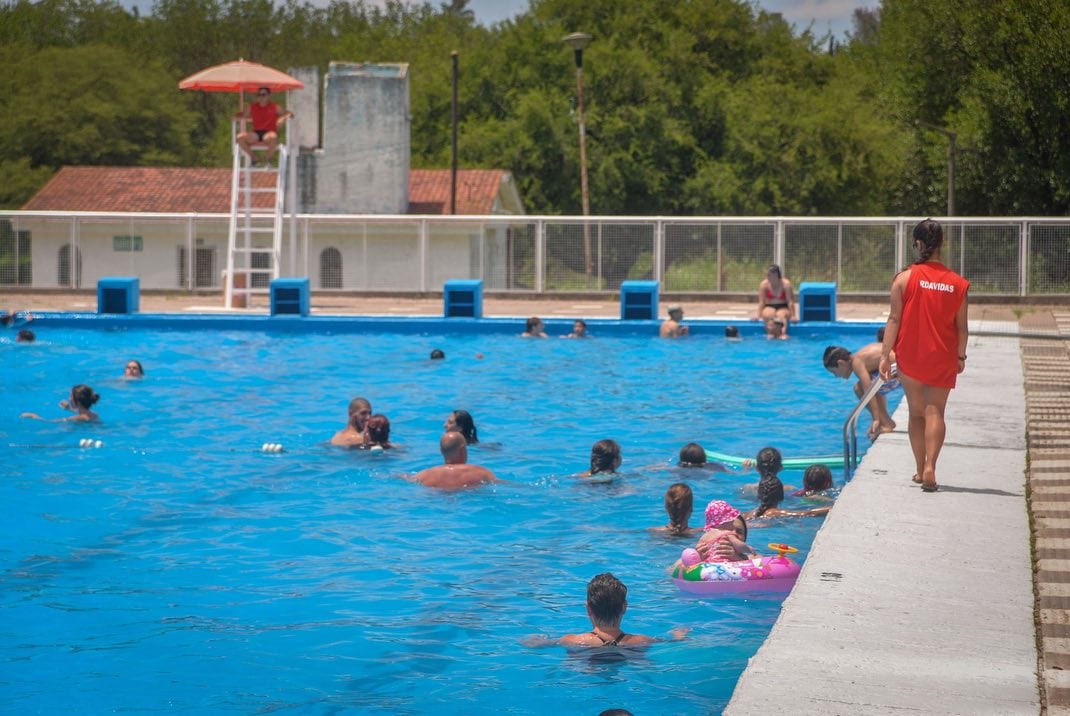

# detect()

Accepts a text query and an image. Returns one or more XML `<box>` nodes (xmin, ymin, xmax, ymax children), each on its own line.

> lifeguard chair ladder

<box><xmin>224</xmin><ymin>118</ymin><xmax>295</xmax><ymax>309</ymax></box>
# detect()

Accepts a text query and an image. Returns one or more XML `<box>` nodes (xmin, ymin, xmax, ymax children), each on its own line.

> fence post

<box><xmin>774</xmin><ymin>219</ymin><xmax>785</xmax><ymax>269</ymax></box>
<box><xmin>654</xmin><ymin>218</ymin><xmax>664</xmax><ymax>284</ymax></box>
<box><xmin>1020</xmin><ymin>221</ymin><xmax>1029</xmax><ymax>297</ymax></box>
<box><xmin>420</xmin><ymin>218</ymin><xmax>428</xmax><ymax>292</ymax></box>
<box><xmin>535</xmin><ymin>219</ymin><xmax>545</xmax><ymax>293</ymax></box>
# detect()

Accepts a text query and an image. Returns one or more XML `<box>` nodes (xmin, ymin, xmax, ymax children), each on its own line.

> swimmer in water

<box><xmin>649</xmin><ymin>483</ymin><xmax>702</xmax><ymax>537</ymax></box>
<box><xmin>522</xmin><ymin>316</ymin><xmax>548</xmax><ymax>338</ymax></box>
<box><xmin>362</xmin><ymin>414</ymin><xmax>396</xmax><ymax>449</ymax></box>
<box><xmin>525</xmin><ymin>573</ymin><xmax>687</xmax><ymax>648</ymax></box>
<box><xmin>745</xmin><ymin>448</ymin><xmax>831</xmax><ymax>520</ymax></box>
<box><xmin>410</xmin><ymin>432</ymin><xmax>499</xmax><ymax>489</ymax></box>
<box><xmin>21</xmin><ymin>384</ymin><xmax>101</xmax><ymax>422</ymax></box>
<box><xmin>579</xmin><ymin>439</ymin><xmax>622</xmax><ymax>478</ymax></box>
<box><xmin>331</xmin><ymin>396</ymin><xmax>372</xmax><ymax>447</ymax></box>
<box><xmin>444</xmin><ymin>409</ymin><xmax>479</xmax><ymax>445</ymax></box>
<box><xmin>123</xmin><ymin>360</ymin><xmax>144</xmax><ymax>379</ymax></box>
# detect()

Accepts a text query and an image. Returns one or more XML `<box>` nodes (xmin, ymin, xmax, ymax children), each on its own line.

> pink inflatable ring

<box><xmin>671</xmin><ymin>543</ymin><xmax>801</xmax><ymax>595</ymax></box>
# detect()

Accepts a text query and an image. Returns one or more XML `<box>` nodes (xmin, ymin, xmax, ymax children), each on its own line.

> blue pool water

<box><xmin>3</xmin><ymin>325</ymin><xmax>888</xmax><ymax>714</ymax></box>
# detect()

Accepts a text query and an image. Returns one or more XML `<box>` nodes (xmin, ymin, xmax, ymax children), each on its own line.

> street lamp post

<box><xmin>563</xmin><ymin>31</ymin><xmax>593</xmax><ymax>287</ymax></box>
<box><xmin>917</xmin><ymin>121</ymin><xmax>957</xmax><ymax>217</ymax></box>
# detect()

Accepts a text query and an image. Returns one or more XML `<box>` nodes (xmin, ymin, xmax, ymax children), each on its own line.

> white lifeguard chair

<box><xmin>224</xmin><ymin>115</ymin><xmax>298</xmax><ymax>309</ymax></box>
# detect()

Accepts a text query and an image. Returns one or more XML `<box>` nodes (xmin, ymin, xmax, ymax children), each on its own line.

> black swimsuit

<box><xmin>592</xmin><ymin>631</ymin><xmax>628</xmax><ymax>646</ymax></box>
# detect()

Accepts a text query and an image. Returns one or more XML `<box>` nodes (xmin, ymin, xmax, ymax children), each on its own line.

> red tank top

<box><xmin>250</xmin><ymin>102</ymin><xmax>279</xmax><ymax>132</ymax></box>
<box><xmin>894</xmin><ymin>261</ymin><xmax>969</xmax><ymax>388</ymax></box>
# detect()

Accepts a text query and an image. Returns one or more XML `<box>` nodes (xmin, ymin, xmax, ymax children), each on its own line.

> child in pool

<box><xmin>746</xmin><ymin>448</ymin><xmax>831</xmax><ymax>520</ymax></box>
<box><xmin>694</xmin><ymin>500</ymin><xmax>756</xmax><ymax>562</ymax></box>
<box><xmin>649</xmin><ymin>483</ymin><xmax>702</xmax><ymax>537</ymax></box>
<box><xmin>21</xmin><ymin>384</ymin><xmax>100</xmax><ymax>423</ymax></box>
<box><xmin>792</xmin><ymin>463</ymin><xmax>836</xmax><ymax>501</ymax></box>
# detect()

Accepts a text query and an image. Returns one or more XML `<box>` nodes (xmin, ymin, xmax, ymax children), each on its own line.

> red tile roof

<box><xmin>22</xmin><ymin>166</ymin><xmax>511</xmax><ymax>215</ymax></box>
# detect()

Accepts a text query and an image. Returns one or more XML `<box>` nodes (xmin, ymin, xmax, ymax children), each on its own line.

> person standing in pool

<box><xmin>123</xmin><ymin>360</ymin><xmax>145</xmax><ymax>379</ymax></box>
<box><xmin>563</xmin><ymin>319</ymin><xmax>589</xmax><ymax>338</ymax></box>
<box><xmin>823</xmin><ymin>343</ymin><xmax>899</xmax><ymax>439</ymax></box>
<box><xmin>21</xmin><ymin>384</ymin><xmax>100</xmax><ymax>422</ymax></box>
<box><xmin>530</xmin><ymin>573</ymin><xmax>687</xmax><ymax>648</ymax></box>
<box><xmin>659</xmin><ymin>306</ymin><xmax>689</xmax><ymax>338</ymax></box>
<box><xmin>331</xmin><ymin>396</ymin><xmax>372</xmax><ymax>447</ymax></box>
<box><xmin>412</xmin><ymin>432</ymin><xmax>498</xmax><ymax>489</ymax></box>
<box><xmin>879</xmin><ymin>218</ymin><xmax>969</xmax><ymax>493</ymax></box>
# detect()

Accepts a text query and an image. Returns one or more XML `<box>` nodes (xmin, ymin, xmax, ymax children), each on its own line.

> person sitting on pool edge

<box><xmin>444</xmin><ymin>409</ymin><xmax>478</xmax><ymax>445</ymax></box>
<box><xmin>649</xmin><ymin>483</ymin><xmax>702</xmax><ymax>537</ymax></box>
<box><xmin>823</xmin><ymin>343</ymin><xmax>899</xmax><ymax>439</ymax></box>
<box><xmin>522</xmin><ymin>316</ymin><xmax>548</xmax><ymax>338</ymax></box>
<box><xmin>21</xmin><ymin>384</ymin><xmax>100</xmax><ymax>422</ymax></box>
<box><xmin>527</xmin><ymin>572</ymin><xmax>687</xmax><ymax>648</ymax></box>
<box><xmin>659</xmin><ymin>306</ymin><xmax>689</xmax><ymax>338</ymax></box>
<box><xmin>411</xmin><ymin>432</ymin><xmax>499</xmax><ymax>489</ymax></box>
<box><xmin>579</xmin><ymin>439</ymin><xmax>622</xmax><ymax>478</ymax></box>
<box><xmin>331</xmin><ymin>396</ymin><xmax>372</xmax><ymax>447</ymax></box>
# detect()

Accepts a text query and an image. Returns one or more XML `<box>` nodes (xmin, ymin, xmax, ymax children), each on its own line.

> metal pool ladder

<box><xmin>842</xmin><ymin>374</ymin><xmax>889</xmax><ymax>481</ymax></box>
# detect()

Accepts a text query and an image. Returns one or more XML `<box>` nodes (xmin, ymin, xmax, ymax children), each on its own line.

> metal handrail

<box><xmin>842</xmin><ymin>374</ymin><xmax>889</xmax><ymax>481</ymax></box>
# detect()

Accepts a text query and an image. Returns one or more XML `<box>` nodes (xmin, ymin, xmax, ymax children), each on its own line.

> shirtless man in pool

<box><xmin>412</xmin><ymin>432</ymin><xmax>498</xmax><ymax>489</ymax></box>
<box><xmin>331</xmin><ymin>397</ymin><xmax>372</xmax><ymax>447</ymax></box>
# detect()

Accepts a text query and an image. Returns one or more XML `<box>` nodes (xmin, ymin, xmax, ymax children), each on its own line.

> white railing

<box><xmin>1</xmin><ymin>213</ymin><xmax>1068</xmax><ymax>296</ymax></box>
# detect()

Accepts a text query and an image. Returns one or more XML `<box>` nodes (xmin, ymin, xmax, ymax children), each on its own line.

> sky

<box><xmin>455</xmin><ymin>0</ymin><xmax>873</xmax><ymax>39</ymax></box>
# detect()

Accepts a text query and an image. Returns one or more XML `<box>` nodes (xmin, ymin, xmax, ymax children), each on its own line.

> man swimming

<box><xmin>331</xmin><ymin>397</ymin><xmax>372</xmax><ymax>447</ymax></box>
<box><xmin>411</xmin><ymin>432</ymin><xmax>498</xmax><ymax>489</ymax></box>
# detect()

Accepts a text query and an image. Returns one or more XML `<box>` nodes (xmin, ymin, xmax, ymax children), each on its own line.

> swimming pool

<box><xmin>3</xmin><ymin>323</ymin><xmax>888</xmax><ymax>714</ymax></box>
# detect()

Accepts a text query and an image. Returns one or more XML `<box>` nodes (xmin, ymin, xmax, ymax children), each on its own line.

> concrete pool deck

<box><xmin>4</xmin><ymin>290</ymin><xmax>1069</xmax><ymax>713</ymax></box>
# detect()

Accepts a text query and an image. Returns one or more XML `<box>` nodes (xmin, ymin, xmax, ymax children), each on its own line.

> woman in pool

<box><xmin>580</xmin><ymin>439</ymin><xmax>622</xmax><ymax>478</ymax></box>
<box><xmin>649</xmin><ymin>483</ymin><xmax>702</xmax><ymax>537</ymax></box>
<box><xmin>21</xmin><ymin>384</ymin><xmax>101</xmax><ymax>422</ymax></box>
<box><xmin>757</xmin><ymin>264</ymin><xmax>795</xmax><ymax>340</ymax></box>
<box><xmin>123</xmin><ymin>360</ymin><xmax>145</xmax><ymax>379</ymax></box>
<box><xmin>521</xmin><ymin>316</ymin><xmax>548</xmax><ymax>338</ymax></box>
<box><xmin>746</xmin><ymin>447</ymin><xmax>831</xmax><ymax>520</ymax></box>
<box><xmin>677</xmin><ymin>442</ymin><xmax>751</xmax><ymax>472</ymax></box>
<box><xmin>444</xmin><ymin>409</ymin><xmax>478</xmax><ymax>445</ymax></box>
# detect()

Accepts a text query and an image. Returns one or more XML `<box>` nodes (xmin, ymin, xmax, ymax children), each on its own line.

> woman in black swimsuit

<box><xmin>528</xmin><ymin>573</ymin><xmax>687</xmax><ymax>648</ymax></box>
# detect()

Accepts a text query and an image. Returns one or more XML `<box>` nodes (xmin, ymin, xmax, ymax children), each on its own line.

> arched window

<box><xmin>319</xmin><ymin>247</ymin><xmax>342</xmax><ymax>289</ymax></box>
<box><xmin>58</xmin><ymin>245</ymin><xmax>82</xmax><ymax>288</ymax></box>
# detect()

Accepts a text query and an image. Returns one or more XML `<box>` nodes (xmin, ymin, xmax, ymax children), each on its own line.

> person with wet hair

<box><xmin>794</xmin><ymin>463</ymin><xmax>835</xmax><ymax>497</ymax></box>
<box><xmin>363</xmin><ymin>414</ymin><xmax>395</xmax><ymax>449</ymax></box>
<box><xmin>659</xmin><ymin>306</ymin><xmax>689</xmax><ymax>338</ymax></box>
<box><xmin>745</xmin><ymin>447</ymin><xmax>830</xmax><ymax>520</ymax></box>
<box><xmin>21</xmin><ymin>384</ymin><xmax>100</xmax><ymax>422</ymax></box>
<box><xmin>879</xmin><ymin>219</ymin><xmax>970</xmax><ymax>493</ymax></box>
<box><xmin>758</xmin><ymin>264</ymin><xmax>795</xmax><ymax>339</ymax></box>
<box><xmin>123</xmin><ymin>360</ymin><xmax>144</xmax><ymax>378</ymax></box>
<box><xmin>529</xmin><ymin>572</ymin><xmax>687</xmax><ymax>648</ymax></box>
<box><xmin>429</xmin><ymin>348</ymin><xmax>445</xmax><ymax>360</ymax></box>
<box><xmin>16</xmin><ymin>329</ymin><xmax>35</xmax><ymax>343</ymax></box>
<box><xmin>444</xmin><ymin>409</ymin><xmax>478</xmax><ymax>445</ymax></box>
<box><xmin>650</xmin><ymin>483</ymin><xmax>702</xmax><ymax>537</ymax></box>
<box><xmin>522</xmin><ymin>316</ymin><xmax>548</xmax><ymax>338</ymax></box>
<box><xmin>581</xmin><ymin>439</ymin><xmax>622</xmax><ymax>477</ymax></box>
<box><xmin>331</xmin><ymin>396</ymin><xmax>372</xmax><ymax>447</ymax></box>
<box><xmin>563</xmin><ymin>319</ymin><xmax>589</xmax><ymax>338</ymax></box>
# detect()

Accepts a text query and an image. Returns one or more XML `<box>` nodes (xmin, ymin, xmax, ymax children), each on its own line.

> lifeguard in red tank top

<box><xmin>893</xmin><ymin>261</ymin><xmax>969</xmax><ymax>388</ymax></box>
